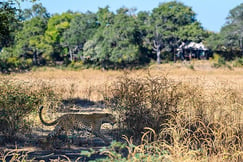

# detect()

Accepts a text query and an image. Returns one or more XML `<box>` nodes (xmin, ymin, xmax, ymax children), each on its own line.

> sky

<box><xmin>21</xmin><ymin>0</ymin><xmax>243</xmax><ymax>33</ymax></box>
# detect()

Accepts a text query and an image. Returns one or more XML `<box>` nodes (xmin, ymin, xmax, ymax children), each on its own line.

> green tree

<box><xmin>83</xmin><ymin>7</ymin><xmax>141</xmax><ymax>68</ymax></box>
<box><xmin>205</xmin><ymin>3</ymin><xmax>243</xmax><ymax>60</ymax></box>
<box><xmin>44</xmin><ymin>12</ymin><xmax>74</xmax><ymax>62</ymax></box>
<box><xmin>0</xmin><ymin>1</ymin><xmax>19</xmax><ymax>48</ymax></box>
<box><xmin>96</xmin><ymin>6</ymin><xmax>114</xmax><ymax>28</ymax></box>
<box><xmin>220</xmin><ymin>3</ymin><xmax>243</xmax><ymax>50</ymax></box>
<box><xmin>178</xmin><ymin>22</ymin><xmax>207</xmax><ymax>43</ymax></box>
<box><xmin>145</xmin><ymin>1</ymin><xmax>206</xmax><ymax>63</ymax></box>
<box><xmin>205</xmin><ymin>32</ymin><xmax>223</xmax><ymax>51</ymax></box>
<box><xmin>62</xmin><ymin>12</ymin><xmax>98</xmax><ymax>61</ymax></box>
<box><xmin>108</xmin><ymin>8</ymin><xmax>140</xmax><ymax>64</ymax></box>
<box><xmin>22</xmin><ymin>3</ymin><xmax>50</xmax><ymax>20</ymax></box>
<box><xmin>14</xmin><ymin>3</ymin><xmax>49</xmax><ymax>65</ymax></box>
<box><xmin>82</xmin><ymin>6</ymin><xmax>115</xmax><ymax>67</ymax></box>
<box><xmin>0</xmin><ymin>0</ymin><xmax>37</xmax><ymax>48</ymax></box>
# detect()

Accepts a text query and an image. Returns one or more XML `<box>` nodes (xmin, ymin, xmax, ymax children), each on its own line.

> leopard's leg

<box><xmin>46</xmin><ymin>125</ymin><xmax>61</xmax><ymax>149</ymax></box>
<box><xmin>92</xmin><ymin>122</ymin><xmax>110</xmax><ymax>144</ymax></box>
<box><xmin>48</xmin><ymin>125</ymin><xmax>68</xmax><ymax>149</ymax></box>
<box><xmin>93</xmin><ymin>131</ymin><xmax>110</xmax><ymax>144</ymax></box>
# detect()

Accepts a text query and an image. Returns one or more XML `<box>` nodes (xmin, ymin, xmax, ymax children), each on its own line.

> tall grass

<box><xmin>104</xmin><ymin>74</ymin><xmax>185</xmax><ymax>141</ymax></box>
<box><xmin>0</xmin><ymin>77</ymin><xmax>59</xmax><ymax>140</ymax></box>
<box><xmin>0</xmin><ymin>64</ymin><xmax>242</xmax><ymax>161</ymax></box>
<box><xmin>103</xmin><ymin>73</ymin><xmax>243</xmax><ymax>161</ymax></box>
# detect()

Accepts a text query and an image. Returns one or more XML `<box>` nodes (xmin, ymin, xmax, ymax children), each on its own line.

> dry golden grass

<box><xmin>2</xmin><ymin>61</ymin><xmax>243</xmax><ymax>125</ymax></box>
<box><xmin>1</xmin><ymin>61</ymin><xmax>243</xmax><ymax>125</ymax></box>
<box><xmin>1</xmin><ymin>61</ymin><xmax>243</xmax><ymax>161</ymax></box>
<box><xmin>4</xmin><ymin>68</ymin><xmax>122</xmax><ymax>101</ymax></box>
<box><xmin>4</xmin><ymin>61</ymin><xmax>243</xmax><ymax>99</ymax></box>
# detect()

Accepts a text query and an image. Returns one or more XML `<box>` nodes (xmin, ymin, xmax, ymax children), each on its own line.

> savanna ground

<box><xmin>0</xmin><ymin>60</ymin><xmax>243</xmax><ymax>161</ymax></box>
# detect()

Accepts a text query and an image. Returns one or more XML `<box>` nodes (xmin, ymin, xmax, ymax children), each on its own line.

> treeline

<box><xmin>207</xmin><ymin>3</ymin><xmax>243</xmax><ymax>60</ymax></box>
<box><xmin>0</xmin><ymin>1</ymin><xmax>243</xmax><ymax>71</ymax></box>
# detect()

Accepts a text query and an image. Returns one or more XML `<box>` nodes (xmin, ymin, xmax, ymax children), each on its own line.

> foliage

<box><xmin>44</xmin><ymin>12</ymin><xmax>74</xmax><ymax>61</ymax></box>
<box><xmin>233</xmin><ymin>57</ymin><xmax>243</xmax><ymax>67</ymax></box>
<box><xmin>205</xmin><ymin>32</ymin><xmax>223</xmax><ymax>51</ymax></box>
<box><xmin>178</xmin><ymin>22</ymin><xmax>208</xmax><ymax>42</ymax></box>
<box><xmin>6</xmin><ymin>0</ymin><xmax>243</xmax><ymax>69</ymax></box>
<box><xmin>0</xmin><ymin>0</ymin><xmax>38</xmax><ymax>48</ymax></box>
<box><xmin>22</xmin><ymin>3</ymin><xmax>50</xmax><ymax>20</ymax></box>
<box><xmin>223</xmin><ymin>3</ymin><xmax>243</xmax><ymax>48</ymax></box>
<box><xmin>0</xmin><ymin>78</ymin><xmax>58</xmax><ymax>139</ymax></box>
<box><xmin>1</xmin><ymin>3</ymin><xmax>51</xmax><ymax>67</ymax></box>
<box><xmin>104</xmin><ymin>74</ymin><xmax>187</xmax><ymax>141</ymax></box>
<box><xmin>212</xmin><ymin>55</ymin><xmax>232</xmax><ymax>69</ymax></box>
<box><xmin>187</xmin><ymin>63</ymin><xmax>195</xmax><ymax>70</ymax></box>
<box><xmin>83</xmin><ymin>7</ymin><xmax>143</xmax><ymax>68</ymax></box>
<box><xmin>67</xmin><ymin>61</ymin><xmax>84</xmax><ymax>70</ymax></box>
<box><xmin>207</xmin><ymin>3</ymin><xmax>243</xmax><ymax>59</ymax></box>
<box><xmin>0</xmin><ymin>57</ymin><xmax>32</xmax><ymax>73</ymax></box>
<box><xmin>142</xmin><ymin>1</ymin><xmax>207</xmax><ymax>64</ymax></box>
<box><xmin>15</xmin><ymin>16</ymin><xmax>48</xmax><ymax>65</ymax></box>
<box><xmin>101</xmin><ymin>74</ymin><xmax>243</xmax><ymax>161</ymax></box>
<box><xmin>0</xmin><ymin>0</ymin><xmax>19</xmax><ymax>47</ymax></box>
<box><xmin>62</xmin><ymin>12</ymin><xmax>98</xmax><ymax>61</ymax></box>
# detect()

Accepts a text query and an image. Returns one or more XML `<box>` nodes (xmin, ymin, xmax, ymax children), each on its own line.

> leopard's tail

<box><xmin>39</xmin><ymin>106</ymin><xmax>58</xmax><ymax>126</ymax></box>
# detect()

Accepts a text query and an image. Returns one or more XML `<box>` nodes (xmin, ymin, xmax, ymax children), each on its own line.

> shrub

<box><xmin>211</xmin><ymin>53</ymin><xmax>221</xmax><ymax>62</ymax></box>
<box><xmin>67</xmin><ymin>61</ymin><xmax>84</xmax><ymax>70</ymax></box>
<box><xmin>0</xmin><ymin>60</ymin><xmax>8</xmax><ymax>73</ymax></box>
<box><xmin>104</xmin><ymin>74</ymin><xmax>186</xmax><ymax>142</ymax></box>
<box><xmin>0</xmin><ymin>78</ymin><xmax>58</xmax><ymax>139</ymax></box>
<box><xmin>98</xmin><ymin>125</ymin><xmax>242</xmax><ymax>161</ymax></box>
<box><xmin>104</xmin><ymin>74</ymin><xmax>243</xmax><ymax>158</ymax></box>
<box><xmin>100</xmin><ymin>86</ymin><xmax>243</xmax><ymax>161</ymax></box>
<box><xmin>0</xmin><ymin>57</ymin><xmax>33</xmax><ymax>73</ymax></box>
<box><xmin>213</xmin><ymin>56</ymin><xmax>233</xmax><ymax>69</ymax></box>
<box><xmin>233</xmin><ymin>57</ymin><xmax>243</xmax><ymax>67</ymax></box>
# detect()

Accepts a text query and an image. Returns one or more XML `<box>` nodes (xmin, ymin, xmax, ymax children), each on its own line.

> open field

<box><xmin>4</xmin><ymin>61</ymin><xmax>243</xmax><ymax>99</ymax></box>
<box><xmin>0</xmin><ymin>61</ymin><xmax>243</xmax><ymax>161</ymax></box>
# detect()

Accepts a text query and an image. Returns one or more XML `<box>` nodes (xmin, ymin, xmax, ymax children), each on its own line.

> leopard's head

<box><xmin>103</xmin><ymin>113</ymin><xmax>116</xmax><ymax>125</ymax></box>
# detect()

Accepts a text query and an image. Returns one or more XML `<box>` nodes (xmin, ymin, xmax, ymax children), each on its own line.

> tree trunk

<box><xmin>36</xmin><ymin>49</ymin><xmax>40</xmax><ymax>65</ymax></box>
<box><xmin>69</xmin><ymin>48</ymin><xmax>73</xmax><ymax>61</ymax></box>
<box><xmin>156</xmin><ymin>49</ymin><xmax>161</xmax><ymax>64</ymax></box>
<box><xmin>173</xmin><ymin>48</ymin><xmax>176</xmax><ymax>63</ymax></box>
<box><xmin>33</xmin><ymin>50</ymin><xmax>37</xmax><ymax>65</ymax></box>
<box><xmin>153</xmin><ymin>40</ymin><xmax>161</xmax><ymax>64</ymax></box>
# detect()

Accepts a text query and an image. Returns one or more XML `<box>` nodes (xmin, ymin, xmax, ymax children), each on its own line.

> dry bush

<box><xmin>175</xmin><ymin>84</ymin><xmax>243</xmax><ymax>155</ymax></box>
<box><xmin>0</xmin><ymin>65</ymin><xmax>242</xmax><ymax>160</ymax></box>
<box><xmin>104</xmin><ymin>74</ymin><xmax>188</xmax><ymax>141</ymax></box>
<box><xmin>103</xmin><ymin>73</ymin><xmax>243</xmax><ymax>160</ymax></box>
<box><xmin>101</xmin><ymin>124</ymin><xmax>242</xmax><ymax>161</ymax></box>
<box><xmin>0</xmin><ymin>78</ymin><xmax>59</xmax><ymax>139</ymax></box>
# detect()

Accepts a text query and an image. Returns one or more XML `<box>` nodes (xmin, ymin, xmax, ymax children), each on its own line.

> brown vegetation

<box><xmin>0</xmin><ymin>61</ymin><xmax>242</xmax><ymax>161</ymax></box>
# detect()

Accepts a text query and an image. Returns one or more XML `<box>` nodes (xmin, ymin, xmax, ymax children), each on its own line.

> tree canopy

<box><xmin>62</xmin><ymin>12</ymin><xmax>98</xmax><ymax>61</ymax></box>
<box><xmin>0</xmin><ymin>1</ymin><xmax>19</xmax><ymax>47</ymax></box>
<box><xmin>205</xmin><ymin>3</ymin><xmax>243</xmax><ymax>60</ymax></box>
<box><xmin>3</xmin><ymin>1</ymin><xmax>243</xmax><ymax>70</ymax></box>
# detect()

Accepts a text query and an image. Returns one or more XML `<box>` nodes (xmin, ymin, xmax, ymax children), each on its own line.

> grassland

<box><xmin>0</xmin><ymin>61</ymin><xmax>243</xmax><ymax>161</ymax></box>
<box><xmin>5</xmin><ymin>61</ymin><xmax>243</xmax><ymax>99</ymax></box>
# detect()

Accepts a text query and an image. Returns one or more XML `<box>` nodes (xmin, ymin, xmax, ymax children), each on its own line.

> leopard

<box><xmin>38</xmin><ymin>106</ymin><xmax>115</xmax><ymax>146</ymax></box>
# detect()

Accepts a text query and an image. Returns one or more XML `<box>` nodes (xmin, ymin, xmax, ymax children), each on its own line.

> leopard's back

<box><xmin>39</xmin><ymin>106</ymin><xmax>115</xmax><ymax>145</ymax></box>
<box><xmin>56</xmin><ymin>113</ymin><xmax>114</xmax><ymax>133</ymax></box>
<box><xmin>56</xmin><ymin>114</ymin><xmax>90</xmax><ymax>131</ymax></box>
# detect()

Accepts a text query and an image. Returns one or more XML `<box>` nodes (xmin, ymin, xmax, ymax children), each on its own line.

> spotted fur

<box><xmin>39</xmin><ymin>106</ymin><xmax>115</xmax><ymax>144</ymax></box>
